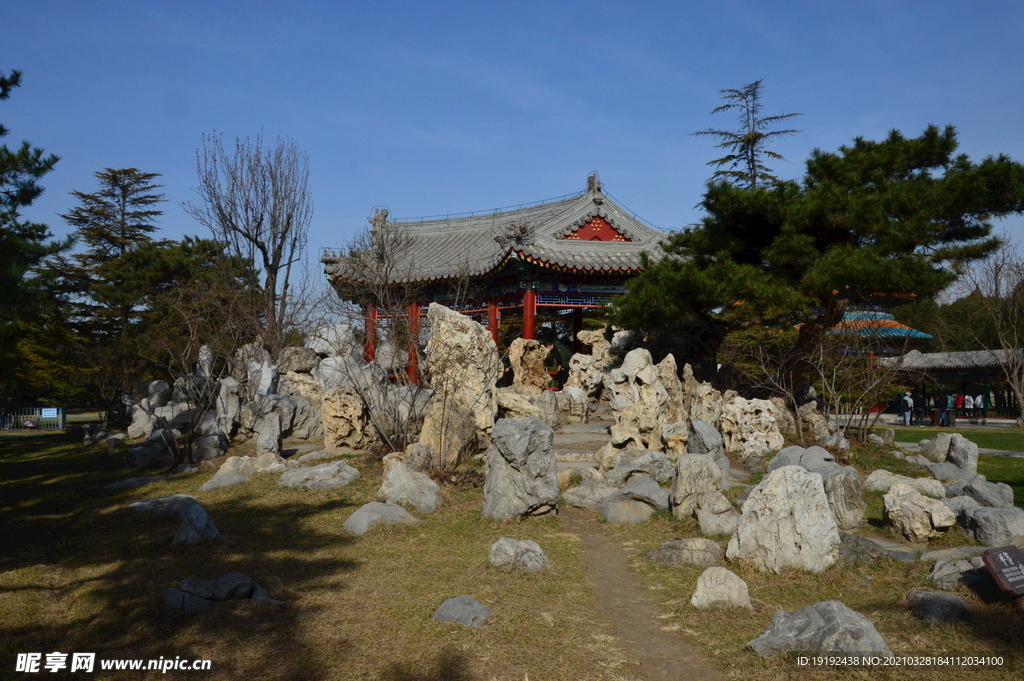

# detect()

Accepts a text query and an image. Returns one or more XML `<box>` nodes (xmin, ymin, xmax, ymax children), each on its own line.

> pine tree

<box><xmin>693</xmin><ymin>79</ymin><xmax>801</xmax><ymax>188</ymax></box>
<box><xmin>0</xmin><ymin>69</ymin><xmax>64</xmax><ymax>400</ymax></box>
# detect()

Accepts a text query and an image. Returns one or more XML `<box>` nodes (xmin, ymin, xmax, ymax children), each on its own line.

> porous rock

<box><xmin>726</xmin><ymin>466</ymin><xmax>840</xmax><ymax>574</ymax></box>
<box><xmin>508</xmin><ymin>337</ymin><xmax>551</xmax><ymax>394</ymax></box>
<box><xmin>883</xmin><ymin>483</ymin><xmax>956</xmax><ymax>543</ymax></box>
<box><xmin>489</xmin><ymin>537</ymin><xmax>550</xmax><ymax>570</ymax></box>
<box><xmin>670</xmin><ymin>454</ymin><xmax>723</xmax><ymax>519</ymax></box>
<box><xmin>690</xmin><ymin>567</ymin><xmax>752</xmax><ymax>610</ymax></box>
<box><xmin>605</xmin><ymin>449</ymin><xmax>675</xmax><ymax>485</ymax></box>
<box><xmin>719</xmin><ymin>396</ymin><xmax>785</xmax><ymax>453</ymax></box>
<box><xmin>747</xmin><ymin>601</ymin><xmax>893</xmax><ymax>657</ymax></box>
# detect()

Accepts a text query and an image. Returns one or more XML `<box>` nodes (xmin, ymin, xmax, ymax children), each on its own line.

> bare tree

<box><xmin>954</xmin><ymin>239</ymin><xmax>1024</xmax><ymax>424</ymax></box>
<box><xmin>184</xmin><ymin>133</ymin><xmax>312</xmax><ymax>354</ymax></box>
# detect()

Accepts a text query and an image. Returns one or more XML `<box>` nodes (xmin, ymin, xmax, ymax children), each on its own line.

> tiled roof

<box><xmin>323</xmin><ymin>185</ymin><xmax>668</xmax><ymax>285</ymax></box>
<box><xmin>886</xmin><ymin>348</ymin><xmax>1023</xmax><ymax>370</ymax></box>
<box><xmin>829</xmin><ymin>311</ymin><xmax>933</xmax><ymax>340</ymax></box>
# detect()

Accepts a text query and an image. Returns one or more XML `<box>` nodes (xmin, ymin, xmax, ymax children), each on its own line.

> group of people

<box><xmin>901</xmin><ymin>391</ymin><xmax>986</xmax><ymax>427</ymax></box>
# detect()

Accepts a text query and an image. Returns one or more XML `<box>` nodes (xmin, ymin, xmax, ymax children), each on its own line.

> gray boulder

<box><xmin>376</xmin><ymin>462</ymin><xmax>441</xmax><ymax>513</ymax></box>
<box><xmin>963</xmin><ymin>506</ymin><xmax>1024</xmax><ymax>546</ymax></box>
<box><xmin>193</xmin><ymin>433</ymin><xmax>227</xmax><ymax>461</ymax></box>
<box><xmin>647</xmin><ymin>538</ymin><xmax>722</xmax><ymax>568</ymax></box>
<box><xmin>670</xmin><ymin>454</ymin><xmax>722</xmax><ymax>519</ymax></box>
<box><xmin>127</xmin><ymin>404</ymin><xmax>157</xmax><ymax>440</ymax></box>
<box><xmin>256</xmin><ymin>413</ymin><xmax>282</xmax><ymax>457</ymax></box>
<box><xmin>482</xmin><ymin>417</ymin><xmax>558</xmax><ymax>521</ymax></box>
<box><xmin>837</xmin><ymin>532</ymin><xmax>885</xmax><ymax>567</ymax></box>
<box><xmin>906</xmin><ymin>589</ymin><xmax>970</xmax><ymax>624</ymax></box>
<box><xmin>863</xmin><ymin>469</ymin><xmax>945</xmax><ymax>498</ymax></box>
<box><xmin>129</xmin><ymin>494</ymin><xmax>219</xmax><ymax>546</ymax></box>
<box><xmin>198</xmin><ymin>472</ymin><xmax>249</xmax><ymax>491</ymax></box>
<box><xmin>600</xmin><ymin>498</ymin><xmax>655</xmax><ymax>523</ymax></box>
<box><xmin>929</xmin><ymin>557</ymin><xmax>990</xmax><ymax>591</ymax></box>
<box><xmin>165</xmin><ymin>572</ymin><xmax>280</xmax><ymax>611</ymax></box>
<box><xmin>278</xmin><ymin>460</ymin><xmax>360</xmax><ymax>489</ymax></box>
<box><xmin>277</xmin><ymin>346</ymin><xmax>319</xmax><ymax>373</ymax></box>
<box><xmin>747</xmin><ymin>601</ymin><xmax>893</xmax><ymax>657</ymax></box>
<box><xmin>606</xmin><ymin>449</ymin><xmax>675</xmax><ymax>485</ymax></box>
<box><xmin>140</xmin><ymin>379</ymin><xmax>173</xmax><ymax>409</ymax></box>
<box><xmin>963</xmin><ymin>477</ymin><xmax>1016</xmax><ymax>508</ymax></box>
<box><xmin>945</xmin><ymin>434</ymin><xmax>979</xmax><ymax>476</ymax></box>
<box><xmin>767</xmin><ymin>445</ymin><xmax>840</xmax><ymax>478</ymax></box>
<box><xmin>561</xmin><ymin>484</ymin><xmax>618</xmax><ymax>510</ymax></box>
<box><xmin>824</xmin><ymin>466</ymin><xmax>865</xmax><ymax>531</ymax></box>
<box><xmin>105</xmin><ymin>475</ymin><xmax>167</xmax><ymax>490</ymax></box>
<box><xmin>254</xmin><ymin>452</ymin><xmax>287</xmax><ymax>474</ymax></box>
<box><xmin>919</xmin><ymin>433</ymin><xmax>953</xmax><ymax>462</ymax></box>
<box><xmin>688</xmin><ymin>420</ymin><xmax>725</xmax><ymax>457</ymax></box>
<box><xmin>691</xmin><ymin>567</ymin><xmax>752</xmax><ymax>610</ymax></box>
<box><xmin>199</xmin><ymin>455</ymin><xmax>256</xmax><ymax>491</ymax></box>
<box><xmin>432</xmin><ymin>595</ymin><xmax>491</xmax><ymax>627</ymax></box>
<box><xmin>695</xmin><ymin>491</ymin><xmax>739</xmax><ymax>537</ymax></box>
<box><xmin>942</xmin><ymin>495</ymin><xmax>981</xmax><ymax>522</ymax></box>
<box><xmin>489</xmin><ymin>537</ymin><xmax>550</xmax><ymax>570</ymax></box>
<box><xmin>343</xmin><ymin>501</ymin><xmax>419</xmax><ymax>536</ymax></box>
<box><xmin>610</xmin><ymin>474</ymin><xmax>670</xmax><ymax>510</ymax></box>
<box><xmin>126</xmin><ymin>428</ymin><xmax>178</xmax><ymax>468</ymax></box>
<box><xmin>305</xmin><ymin>323</ymin><xmax>358</xmax><ymax>357</ymax></box>
<box><xmin>925</xmin><ymin>461</ymin><xmax>973</xmax><ymax>482</ymax></box>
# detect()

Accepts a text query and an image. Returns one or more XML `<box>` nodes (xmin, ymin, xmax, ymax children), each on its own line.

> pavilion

<box><xmin>322</xmin><ymin>174</ymin><xmax>668</xmax><ymax>376</ymax></box>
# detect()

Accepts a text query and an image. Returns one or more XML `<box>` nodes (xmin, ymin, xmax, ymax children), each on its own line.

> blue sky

<box><xmin>5</xmin><ymin>1</ymin><xmax>1024</xmax><ymax>266</ymax></box>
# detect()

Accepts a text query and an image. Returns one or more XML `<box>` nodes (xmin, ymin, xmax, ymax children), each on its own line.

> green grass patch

<box><xmin>887</xmin><ymin>426</ymin><xmax>1024</xmax><ymax>452</ymax></box>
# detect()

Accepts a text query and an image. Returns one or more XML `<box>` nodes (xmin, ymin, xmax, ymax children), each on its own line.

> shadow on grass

<box><xmin>0</xmin><ymin>433</ymin><xmax>362</xmax><ymax>679</ymax></box>
<box><xmin>380</xmin><ymin>646</ymin><xmax>476</xmax><ymax>681</ymax></box>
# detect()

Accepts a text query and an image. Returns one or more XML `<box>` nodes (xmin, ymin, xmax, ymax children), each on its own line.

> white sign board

<box><xmin>41</xmin><ymin>408</ymin><xmax>58</xmax><ymax>418</ymax></box>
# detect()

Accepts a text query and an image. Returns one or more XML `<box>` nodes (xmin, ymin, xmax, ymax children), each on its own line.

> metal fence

<box><xmin>1</xmin><ymin>407</ymin><xmax>67</xmax><ymax>431</ymax></box>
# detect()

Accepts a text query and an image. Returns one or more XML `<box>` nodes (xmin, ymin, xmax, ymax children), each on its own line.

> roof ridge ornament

<box><xmin>494</xmin><ymin>218</ymin><xmax>535</xmax><ymax>247</ymax></box>
<box><xmin>369</xmin><ymin>207</ymin><xmax>389</xmax><ymax>232</ymax></box>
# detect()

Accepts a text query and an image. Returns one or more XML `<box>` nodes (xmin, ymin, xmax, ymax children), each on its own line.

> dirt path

<box><xmin>562</xmin><ymin>507</ymin><xmax>726</xmax><ymax>681</ymax></box>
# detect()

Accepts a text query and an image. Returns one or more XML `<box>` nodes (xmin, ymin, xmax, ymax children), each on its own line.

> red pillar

<box><xmin>487</xmin><ymin>299</ymin><xmax>499</xmax><ymax>345</ymax></box>
<box><xmin>572</xmin><ymin>307</ymin><xmax>583</xmax><ymax>354</ymax></box>
<box><xmin>407</xmin><ymin>302</ymin><xmax>420</xmax><ymax>383</ymax></box>
<box><xmin>523</xmin><ymin>290</ymin><xmax>536</xmax><ymax>340</ymax></box>
<box><xmin>364</xmin><ymin>304</ymin><xmax>378</xmax><ymax>362</ymax></box>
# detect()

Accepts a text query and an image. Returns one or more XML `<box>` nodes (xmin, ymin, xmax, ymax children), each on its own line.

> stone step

<box><xmin>559</xmin><ymin>424</ymin><xmax>611</xmax><ymax>435</ymax></box>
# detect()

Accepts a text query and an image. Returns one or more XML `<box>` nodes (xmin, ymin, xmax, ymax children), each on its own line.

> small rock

<box><xmin>343</xmin><ymin>501</ymin><xmax>419</xmax><ymax>536</ymax></box>
<box><xmin>906</xmin><ymin>589</ymin><xmax>970</xmax><ymax>624</ymax></box>
<box><xmin>946</xmin><ymin>435</ymin><xmax>979</xmax><ymax>475</ymax></box>
<box><xmin>165</xmin><ymin>572</ymin><xmax>281</xmax><ymax>611</ymax></box>
<box><xmin>648</xmin><ymin>538</ymin><xmax>722</xmax><ymax>568</ymax></box>
<box><xmin>747</xmin><ymin>601</ymin><xmax>893</xmax><ymax>657</ymax></box>
<box><xmin>198</xmin><ymin>472</ymin><xmax>250</xmax><ymax>491</ymax></box>
<box><xmin>488</xmin><ymin>537</ymin><xmax>550</xmax><ymax>570</ymax></box>
<box><xmin>278</xmin><ymin>460</ymin><xmax>360</xmax><ymax>489</ymax></box>
<box><xmin>561</xmin><ymin>484</ymin><xmax>618</xmax><ymax>510</ymax></box>
<box><xmin>377</xmin><ymin>462</ymin><xmax>442</xmax><ymax>513</ymax></box>
<box><xmin>837</xmin><ymin>533</ymin><xmax>885</xmax><ymax>567</ymax></box>
<box><xmin>432</xmin><ymin>595</ymin><xmax>491</xmax><ymax>627</ymax></box>
<box><xmin>863</xmin><ymin>469</ymin><xmax>945</xmax><ymax>498</ymax></box>
<box><xmin>963</xmin><ymin>506</ymin><xmax>1024</xmax><ymax>546</ymax></box>
<box><xmin>600</xmin><ymin>498</ymin><xmax>654</xmax><ymax>523</ymax></box>
<box><xmin>695</xmin><ymin>491</ymin><xmax>739</xmax><ymax>537</ymax></box>
<box><xmin>929</xmin><ymin>557</ymin><xmax>989</xmax><ymax>591</ymax></box>
<box><xmin>254</xmin><ymin>452</ymin><xmax>287</xmax><ymax>474</ymax></box>
<box><xmin>105</xmin><ymin>476</ymin><xmax>167</xmax><ymax>490</ymax></box>
<box><xmin>128</xmin><ymin>494</ymin><xmax>219</xmax><ymax>546</ymax></box>
<box><xmin>690</xmin><ymin>567</ymin><xmax>752</xmax><ymax>610</ymax></box>
<box><xmin>883</xmin><ymin>483</ymin><xmax>956</xmax><ymax>543</ymax></box>
<box><xmin>610</xmin><ymin>474</ymin><xmax>670</xmax><ymax>510</ymax></box>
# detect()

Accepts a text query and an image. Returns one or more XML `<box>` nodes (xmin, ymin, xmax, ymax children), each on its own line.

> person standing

<box><xmin>901</xmin><ymin>391</ymin><xmax>914</xmax><ymax>427</ymax></box>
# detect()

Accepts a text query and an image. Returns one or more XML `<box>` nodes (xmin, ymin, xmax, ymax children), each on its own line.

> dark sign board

<box><xmin>983</xmin><ymin>546</ymin><xmax>1024</xmax><ymax>597</ymax></box>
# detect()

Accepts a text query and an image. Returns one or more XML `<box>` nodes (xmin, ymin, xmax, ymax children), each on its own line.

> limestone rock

<box><xmin>254</xmin><ymin>452</ymin><xmax>287</xmax><ymax>474</ymax></box>
<box><xmin>691</xmin><ymin>567</ymin><xmax>752</xmax><ymax>610</ymax></box>
<box><xmin>942</xmin><ymin>495</ymin><xmax>980</xmax><ymax>522</ymax></box>
<box><xmin>963</xmin><ymin>506</ymin><xmax>1024</xmax><ymax>546</ymax></box>
<box><xmin>726</xmin><ymin>466</ymin><xmax>840</xmax><ymax>574</ymax></box>
<box><xmin>946</xmin><ymin>434</ymin><xmax>979</xmax><ymax>475</ymax></box>
<box><xmin>720</xmin><ymin>396</ymin><xmax>785</xmax><ymax>453</ymax></box>
<box><xmin>496</xmin><ymin>388</ymin><xmax>560</xmax><ymax>429</ymax></box>
<box><xmin>278</xmin><ymin>460</ymin><xmax>360</xmax><ymax>489</ymax></box>
<box><xmin>929</xmin><ymin>557</ymin><xmax>989</xmax><ymax>591</ymax></box>
<box><xmin>824</xmin><ymin>466</ymin><xmax>866</xmax><ymax>530</ymax></box>
<box><xmin>343</xmin><ymin>501</ymin><xmax>419</xmax><ymax>536</ymax></box>
<box><xmin>256</xmin><ymin>413</ymin><xmax>282</xmax><ymax>457</ymax></box>
<box><xmin>688</xmin><ymin>420</ymin><xmax>724</xmax><ymax>458</ymax></box>
<box><xmin>376</xmin><ymin>462</ymin><xmax>441</xmax><ymax>513</ymax></box>
<box><xmin>768</xmin><ymin>445</ymin><xmax>840</xmax><ymax>478</ymax></box>
<box><xmin>489</xmin><ymin>537</ymin><xmax>550</xmax><ymax>570</ymax></box>
<box><xmin>906</xmin><ymin>589</ymin><xmax>970</xmax><ymax>624</ymax></box>
<box><xmin>193</xmin><ymin>433</ymin><xmax>226</xmax><ymax>462</ymax></box>
<box><xmin>509</xmin><ymin>337</ymin><xmax>551</xmax><ymax>394</ymax></box>
<box><xmin>600</xmin><ymin>498</ymin><xmax>654</xmax><ymax>523</ymax></box>
<box><xmin>481</xmin><ymin>417</ymin><xmax>558</xmax><ymax>520</ymax></box>
<box><xmin>215</xmin><ymin>377</ymin><xmax>241</xmax><ymax>439</ymax></box>
<box><xmin>656</xmin><ymin>353</ymin><xmax>688</xmax><ymax>425</ymax></box>
<box><xmin>555</xmin><ymin>386</ymin><xmax>590</xmax><ymax>424</ymax></box>
<box><xmin>129</xmin><ymin>494</ymin><xmax>219</xmax><ymax>546</ymax></box>
<box><xmin>561</xmin><ymin>484</ymin><xmax>618</xmax><ymax>510</ymax></box>
<box><xmin>883</xmin><ymin>483</ymin><xmax>956</xmax><ymax>543</ymax></box>
<box><xmin>607</xmin><ymin>348</ymin><xmax>669</xmax><ymax>424</ymax></box>
<box><xmin>255</xmin><ymin>360</ymin><xmax>279</xmax><ymax>397</ymax></box>
<box><xmin>127</xmin><ymin>404</ymin><xmax>157</xmax><ymax>440</ymax></box>
<box><xmin>127</xmin><ymin>428</ymin><xmax>178</xmax><ymax>468</ymax></box>
<box><xmin>139</xmin><ymin>379</ymin><xmax>173</xmax><ymax>410</ymax></box>
<box><xmin>647</xmin><ymin>538</ymin><xmax>722</xmax><ymax>568</ymax></box>
<box><xmin>432</xmin><ymin>595</ymin><xmax>490</xmax><ymax>627</ymax></box>
<box><xmin>198</xmin><ymin>472</ymin><xmax>249</xmax><ymax>491</ymax></box>
<box><xmin>304</xmin><ymin>323</ymin><xmax>358</xmax><ymax>357</ymax></box>
<box><xmin>863</xmin><ymin>469</ymin><xmax>945</xmax><ymax>499</ymax></box>
<box><xmin>963</xmin><ymin>477</ymin><xmax>1016</xmax><ymax>508</ymax></box>
<box><xmin>199</xmin><ymin>455</ymin><xmax>255</xmax><ymax>491</ymax></box>
<box><xmin>277</xmin><ymin>346</ymin><xmax>318</xmax><ymax>373</ymax></box>
<box><xmin>769</xmin><ymin>397</ymin><xmax>797</xmax><ymax>435</ymax></box>
<box><xmin>609</xmin><ymin>474</ymin><xmax>670</xmax><ymax>510</ymax></box>
<box><xmin>661</xmin><ymin>421</ymin><xmax>689</xmax><ymax>459</ymax></box>
<box><xmin>926</xmin><ymin>461</ymin><xmax>974</xmax><ymax>482</ymax></box>
<box><xmin>919</xmin><ymin>433</ymin><xmax>954</xmax><ymax>462</ymax></box>
<box><xmin>690</xmin><ymin>382</ymin><xmax>724</xmax><ymax>426</ymax></box>
<box><xmin>837</xmin><ymin>532</ymin><xmax>886</xmax><ymax>567</ymax></box>
<box><xmin>747</xmin><ymin>601</ymin><xmax>893</xmax><ymax>657</ymax></box>
<box><xmin>670</xmin><ymin>454</ymin><xmax>722</xmax><ymax>519</ymax></box>
<box><xmin>565</xmin><ymin>353</ymin><xmax>603</xmax><ymax>399</ymax></box>
<box><xmin>696</xmin><ymin>491</ymin><xmax>740</xmax><ymax>537</ymax></box>
<box><xmin>417</xmin><ymin>304</ymin><xmax>500</xmax><ymax>467</ymax></box>
<box><xmin>797</xmin><ymin>401</ymin><xmax>831</xmax><ymax>441</ymax></box>
<box><xmin>606</xmin><ymin>449</ymin><xmax>675</xmax><ymax>485</ymax></box>
<box><xmin>322</xmin><ymin>387</ymin><xmax>375</xmax><ymax>449</ymax></box>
